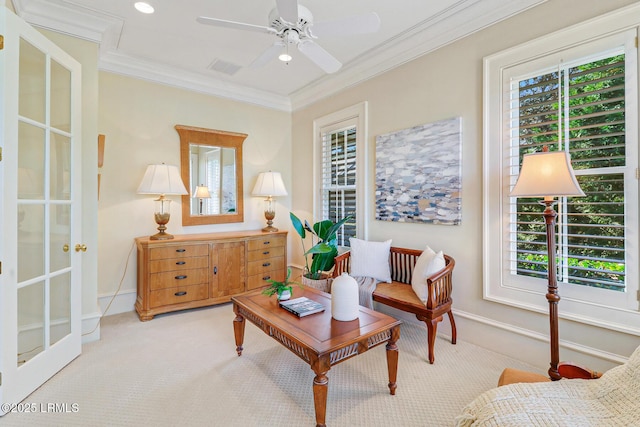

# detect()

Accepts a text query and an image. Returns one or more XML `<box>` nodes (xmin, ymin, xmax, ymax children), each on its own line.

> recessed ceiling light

<box><xmin>134</xmin><ymin>2</ymin><xmax>155</xmax><ymax>14</ymax></box>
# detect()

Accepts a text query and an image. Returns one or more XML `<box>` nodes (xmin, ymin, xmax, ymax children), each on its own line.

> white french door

<box><xmin>0</xmin><ymin>8</ymin><xmax>82</xmax><ymax>414</ymax></box>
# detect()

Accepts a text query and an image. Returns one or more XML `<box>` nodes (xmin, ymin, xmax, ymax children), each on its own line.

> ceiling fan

<box><xmin>197</xmin><ymin>0</ymin><xmax>381</xmax><ymax>74</ymax></box>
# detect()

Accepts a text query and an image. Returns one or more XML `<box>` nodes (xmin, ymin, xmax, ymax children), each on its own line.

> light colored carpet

<box><xmin>2</xmin><ymin>303</ymin><xmax>542</xmax><ymax>426</ymax></box>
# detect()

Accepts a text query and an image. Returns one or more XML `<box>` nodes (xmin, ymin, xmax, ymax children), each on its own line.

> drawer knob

<box><xmin>176</xmin><ymin>261</ymin><xmax>186</xmax><ymax>265</ymax></box>
<box><xmin>214</xmin><ymin>266</ymin><xmax>217</xmax><ymax>275</ymax></box>
<box><xmin>262</xmin><ymin>262</ymin><xmax>271</xmax><ymax>267</ymax></box>
<box><xmin>263</xmin><ymin>275</ymin><xmax>271</xmax><ymax>281</ymax></box>
<box><xmin>174</xmin><ymin>291</ymin><xmax>187</xmax><ymax>296</ymax></box>
<box><xmin>176</xmin><ymin>249</ymin><xmax>186</xmax><ymax>253</ymax></box>
<box><xmin>263</xmin><ymin>251</ymin><xmax>270</xmax><ymax>255</ymax></box>
<box><xmin>263</xmin><ymin>241</ymin><xmax>270</xmax><ymax>245</ymax></box>
<box><xmin>175</xmin><ymin>275</ymin><xmax>187</xmax><ymax>280</ymax></box>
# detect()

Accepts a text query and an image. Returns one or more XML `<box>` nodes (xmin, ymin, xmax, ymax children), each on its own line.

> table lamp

<box><xmin>194</xmin><ymin>184</ymin><xmax>211</xmax><ymax>215</ymax></box>
<box><xmin>252</xmin><ymin>171</ymin><xmax>287</xmax><ymax>232</ymax></box>
<box><xmin>510</xmin><ymin>148</ymin><xmax>585</xmax><ymax>380</ymax></box>
<box><xmin>137</xmin><ymin>163</ymin><xmax>188</xmax><ymax>240</ymax></box>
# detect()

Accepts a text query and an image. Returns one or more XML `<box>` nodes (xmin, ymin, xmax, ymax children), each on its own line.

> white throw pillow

<box><xmin>411</xmin><ymin>246</ymin><xmax>446</xmax><ymax>304</ymax></box>
<box><xmin>349</xmin><ymin>238</ymin><xmax>392</xmax><ymax>283</ymax></box>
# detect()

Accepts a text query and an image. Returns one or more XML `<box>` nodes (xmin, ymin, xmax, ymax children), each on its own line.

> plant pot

<box><xmin>301</xmin><ymin>274</ymin><xmax>332</xmax><ymax>293</ymax></box>
<box><xmin>277</xmin><ymin>289</ymin><xmax>291</xmax><ymax>301</ymax></box>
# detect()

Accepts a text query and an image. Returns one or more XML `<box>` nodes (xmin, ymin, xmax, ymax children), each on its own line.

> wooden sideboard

<box><xmin>135</xmin><ymin>230</ymin><xmax>287</xmax><ymax>321</ymax></box>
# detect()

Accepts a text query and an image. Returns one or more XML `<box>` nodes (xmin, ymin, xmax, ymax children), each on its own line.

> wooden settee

<box><xmin>332</xmin><ymin>246</ymin><xmax>456</xmax><ymax>364</ymax></box>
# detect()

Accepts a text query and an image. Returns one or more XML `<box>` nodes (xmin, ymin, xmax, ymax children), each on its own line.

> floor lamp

<box><xmin>510</xmin><ymin>149</ymin><xmax>585</xmax><ymax>380</ymax></box>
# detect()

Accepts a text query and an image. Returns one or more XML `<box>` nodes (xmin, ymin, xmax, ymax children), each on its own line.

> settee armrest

<box><xmin>558</xmin><ymin>362</ymin><xmax>602</xmax><ymax>379</ymax></box>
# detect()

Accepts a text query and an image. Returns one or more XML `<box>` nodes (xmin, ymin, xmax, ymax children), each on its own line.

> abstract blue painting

<box><xmin>375</xmin><ymin>117</ymin><xmax>462</xmax><ymax>225</ymax></box>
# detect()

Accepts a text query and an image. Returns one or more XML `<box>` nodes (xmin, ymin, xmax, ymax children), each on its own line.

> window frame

<box><xmin>483</xmin><ymin>8</ymin><xmax>640</xmax><ymax>335</ymax></box>
<box><xmin>313</xmin><ymin>102</ymin><xmax>368</xmax><ymax>242</ymax></box>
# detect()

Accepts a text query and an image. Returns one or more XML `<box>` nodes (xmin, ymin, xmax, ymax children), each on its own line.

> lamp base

<box><xmin>262</xmin><ymin>209</ymin><xmax>278</xmax><ymax>232</ymax></box>
<box><xmin>150</xmin><ymin>231</ymin><xmax>174</xmax><ymax>240</ymax></box>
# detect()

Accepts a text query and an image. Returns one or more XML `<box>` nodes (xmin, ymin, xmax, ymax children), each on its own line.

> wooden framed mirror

<box><xmin>176</xmin><ymin>125</ymin><xmax>247</xmax><ymax>226</ymax></box>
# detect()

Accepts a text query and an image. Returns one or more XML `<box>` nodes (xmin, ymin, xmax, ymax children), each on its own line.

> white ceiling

<box><xmin>12</xmin><ymin>0</ymin><xmax>545</xmax><ymax>110</ymax></box>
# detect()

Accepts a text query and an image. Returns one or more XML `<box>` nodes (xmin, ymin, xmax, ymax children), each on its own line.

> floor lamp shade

<box><xmin>510</xmin><ymin>151</ymin><xmax>585</xmax><ymax>198</ymax></box>
<box><xmin>137</xmin><ymin>164</ymin><xmax>188</xmax><ymax>240</ymax></box>
<box><xmin>252</xmin><ymin>171</ymin><xmax>287</xmax><ymax>232</ymax></box>
<box><xmin>509</xmin><ymin>150</ymin><xmax>584</xmax><ymax>380</ymax></box>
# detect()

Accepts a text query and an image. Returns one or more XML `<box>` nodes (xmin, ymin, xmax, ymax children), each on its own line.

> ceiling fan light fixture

<box><xmin>278</xmin><ymin>41</ymin><xmax>292</xmax><ymax>63</ymax></box>
<box><xmin>134</xmin><ymin>2</ymin><xmax>155</xmax><ymax>14</ymax></box>
<box><xmin>278</xmin><ymin>52</ymin><xmax>292</xmax><ymax>62</ymax></box>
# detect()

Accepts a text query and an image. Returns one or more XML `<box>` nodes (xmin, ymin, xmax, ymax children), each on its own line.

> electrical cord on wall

<box><xmin>82</xmin><ymin>241</ymin><xmax>135</xmax><ymax>337</ymax></box>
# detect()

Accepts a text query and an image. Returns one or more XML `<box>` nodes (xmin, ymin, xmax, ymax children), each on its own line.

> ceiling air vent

<box><xmin>207</xmin><ymin>59</ymin><xmax>242</xmax><ymax>76</ymax></box>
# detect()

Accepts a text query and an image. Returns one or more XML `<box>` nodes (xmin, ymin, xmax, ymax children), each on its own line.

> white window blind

<box><xmin>508</xmin><ymin>51</ymin><xmax>627</xmax><ymax>292</ymax></box>
<box><xmin>484</xmin><ymin>18</ymin><xmax>639</xmax><ymax>333</ymax></box>
<box><xmin>321</xmin><ymin>126</ymin><xmax>357</xmax><ymax>246</ymax></box>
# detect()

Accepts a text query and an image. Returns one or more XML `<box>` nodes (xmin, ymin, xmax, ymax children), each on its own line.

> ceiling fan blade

<box><xmin>298</xmin><ymin>40</ymin><xmax>342</xmax><ymax>74</ymax></box>
<box><xmin>311</xmin><ymin>12</ymin><xmax>381</xmax><ymax>38</ymax></box>
<box><xmin>249</xmin><ymin>41</ymin><xmax>285</xmax><ymax>69</ymax></box>
<box><xmin>197</xmin><ymin>16</ymin><xmax>277</xmax><ymax>35</ymax></box>
<box><xmin>276</xmin><ymin>0</ymin><xmax>299</xmax><ymax>24</ymax></box>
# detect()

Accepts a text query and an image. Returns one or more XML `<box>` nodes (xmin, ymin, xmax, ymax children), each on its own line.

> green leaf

<box><xmin>290</xmin><ymin>212</ymin><xmax>306</xmax><ymax>239</ymax></box>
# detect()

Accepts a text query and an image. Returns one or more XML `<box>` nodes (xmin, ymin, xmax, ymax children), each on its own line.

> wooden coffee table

<box><xmin>232</xmin><ymin>287</ymin><xmax>401</xmax><ymax>427</ymax></box>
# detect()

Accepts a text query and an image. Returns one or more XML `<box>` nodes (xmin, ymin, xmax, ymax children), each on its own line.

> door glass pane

<box><xmin>18</xmin><ymin>282</ymin><xmax>45</xmax><ymax>366</ymax></box>
<box><xmin>51</xmin><ymin>204</ymin><xmax>70</xmax><ymax>271</ymax></box>
<box><xmin>18</xmin><ymin>122</ymin><xmax>45</xmax><ymax>200</ymax></box>
<box><xmin>18</xmin><ymin>204</ymin><xmax>45</xmax><ymax>282</ymax></box>
<box><xmin>50</xmin><ymin>273</ymin><xmax>71</xmax><ymax>346</ymax></box>
<box><xmin>50</xmin><ymin>60</ymin><xmax>71</xmax><ymax>133</ymax></box>
<box><xmin>19</xmin><ymin>38</ymin><xmax>46</xmax><ymax>123</ymax></box>
<box><xmin>50</xmin><ymin>132</ymin><xmax>71</xmax><ymax>201</ymax></box>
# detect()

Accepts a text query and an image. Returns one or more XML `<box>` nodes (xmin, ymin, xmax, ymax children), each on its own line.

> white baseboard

<box><xmin>375</xmin><ymin>303</ymin><xmax>626</xmax><ymax>372</ymax></box>
<box><xmin>82</xmin><ymin>311</ymin><xmax>102</xmax><ymax>343</ymax></box>
<box><xmin>98</xmin><ymin>289</ymin><xmax>136</xmax><ymax>317</ymax></box>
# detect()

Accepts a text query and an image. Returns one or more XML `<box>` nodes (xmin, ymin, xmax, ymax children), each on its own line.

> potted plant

<box><xmin>290</xmin><ymin>212</ymin><xmax>352</xmax><ymax>287</ymax></box>
<box><xmin>262</xmin><ymin>268</ymin><xmax>300</xmax><ymax>300</ymax></box>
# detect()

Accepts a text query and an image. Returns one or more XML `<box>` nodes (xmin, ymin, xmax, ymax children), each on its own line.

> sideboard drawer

<box><xmin>149</xmin><ymin>243</ymin><xmax>208</xmax><ymax>260</ymax></box>
<box><xmin>149</xmin><ymin>255</ymin><xmax>209</xmax><ymax>273</ymax></box>
<box><xmin>149</xmin><ymin>268</ymin><xmax>210</xmax><ymax>291</ymax></box>
<box><xmin>247</xmin><ymin>236</ymin><xmax>285</xmax><ymax>252</ymax></box>
<box><xmin>149</xmin><ymin>283</ymin><xmax>208</xmax><ymax>308</ymax></box>
<box><xmin>247</xmin><ymin>256</ymin><xmax>284</xmax><ymax>276</ymax></box>
<box><xmin>247</xmin><ymin>245</ymin><xmax>285</xmax><ymax>262</ymax></box>
<box><xmin>247</xmin><ymin>269</ymin><xmax>286</xmax><ymax>291</ymax></box>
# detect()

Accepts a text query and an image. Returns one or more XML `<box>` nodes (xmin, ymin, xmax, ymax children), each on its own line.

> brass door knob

<box><xmin>63</xmin><ymin>244</ymin><xmax>70</xmax><ymax>252</ymax></box>
<box><xmin>75</xmin><ymin>244</ymin><xmax>87</xmax><ymax>252</ymax></box>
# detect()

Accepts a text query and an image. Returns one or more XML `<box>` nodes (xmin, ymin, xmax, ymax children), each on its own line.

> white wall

<box><xmin>291</xmin><ymin>0</ymin><xmax>639</xmax><ymax>372</ymax></box>
<box><xmin>97</xmin><ymin>73</ymin><xmax>292</xmax><ymax>314</ymax></box>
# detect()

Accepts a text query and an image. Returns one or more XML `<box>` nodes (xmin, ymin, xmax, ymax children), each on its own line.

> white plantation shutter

<box><xmin>321</xmin><ymin>126</ymin><xmax>357</xmax><ymax>246</ymax></box>
<box><xmin>484</xmin><ymin>22</ymin><xmax>639</xmax><ymax>332</ymax></box>
<box><xmin>507</xmin><ymin>52</ymin><xmax>627</xmax><ymax>292</ymax></box>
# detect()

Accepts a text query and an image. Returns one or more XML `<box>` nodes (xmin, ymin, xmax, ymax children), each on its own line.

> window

<box><xmin>484</xmin><ymin>13</ymin><xmax>639</xmax><ymax>333</ymax></box>
<box><xmin>314</xmin><ymin>103</ymin><xmax>368</xmax><ymax>245</ymax></box>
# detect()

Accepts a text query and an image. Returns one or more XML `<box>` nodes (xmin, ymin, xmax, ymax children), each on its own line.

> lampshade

<box><xmin>251</xmin><ymin>171</ymin><xmax>288</xmax><ymax>197</ymax></box>
<box><xmin>510</xmin><ymin>151</ymin><xmax>585</xmax><ymax>198</ymax></box>
<box><xmin>137</xmin><ymin>164</ymin><xmax>188</xmax><ymax>195</ymax></box>
<box><xmin>194</xmin><ymin>185</ymin><xmax>211</xmax><ymax>198</ymax></box>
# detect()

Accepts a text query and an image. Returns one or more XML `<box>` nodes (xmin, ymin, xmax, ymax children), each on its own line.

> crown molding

<box><xmin>99</xmin><ymin>51</ymin><xmax>292</xmax><ymax>111</ymax></box>
<box><xmin>290</xmin><ymin>0</ymin><xmax>547</xmax><ymax>110</ymax></box>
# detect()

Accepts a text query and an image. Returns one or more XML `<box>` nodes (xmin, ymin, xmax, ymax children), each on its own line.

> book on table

<box><xmin>279</xmin><ymin>297</ymin><xmax>325</xmax><ymax>317</ymax></box>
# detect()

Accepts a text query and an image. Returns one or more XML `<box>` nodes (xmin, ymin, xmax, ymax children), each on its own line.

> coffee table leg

<box><xmin>312</xmin><ymin>358</ymin><xmax>330</xmax><ymax>427</ymax></box>
<box><xmin>232</xmin><ymin>304</ymin><xmax>245</xmax><ymax>356</ymax></box>
<box><xmin>386</xmin><ymin>326</ymin><xmax>400</xmax><ymax>395</ymax></box>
